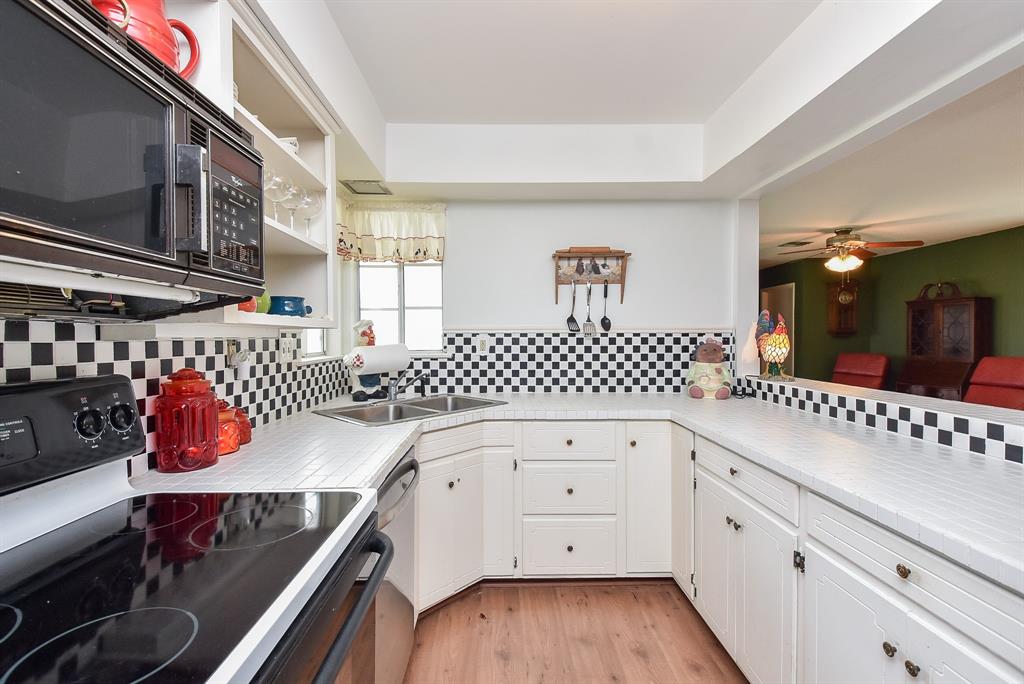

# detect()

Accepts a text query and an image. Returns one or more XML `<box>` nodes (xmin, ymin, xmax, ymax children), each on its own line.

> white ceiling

<box><xmin>325</xmin><ymin>0</ymin><xmax>818</xmax><ymax>124</ymax></box>
<box><xmin>759</xmin><ymin>67</ymin><xmax>1024</xmax><ymax>267</ymax></box>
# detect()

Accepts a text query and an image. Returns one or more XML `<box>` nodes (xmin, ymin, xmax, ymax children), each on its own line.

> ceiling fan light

<box><xmin>824</xmin><ymin>253</ymin><xmax>863</xmax><ymax>273</ymax></box>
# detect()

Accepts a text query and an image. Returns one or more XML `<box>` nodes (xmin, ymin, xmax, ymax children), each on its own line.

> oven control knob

<box><xmin>75</xmin><ymin>409</ymin><xmax>106</xmax><ymax>439</ymax></box>
<box><xmin>109</xmin><ymin>404</ymin><xmax>137</xmax><ymax>432</ymax></box>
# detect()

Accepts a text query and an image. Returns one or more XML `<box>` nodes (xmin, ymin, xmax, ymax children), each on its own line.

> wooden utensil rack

<box><xmin>552</xmin><ymin>247</ymin><xmax>631</xmax><ymax>304</ymax></box>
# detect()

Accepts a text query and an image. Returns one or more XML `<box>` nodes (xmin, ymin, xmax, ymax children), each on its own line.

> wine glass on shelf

<box><xmin>280</xmin><ymin>184</ymin><xmax>304</xmax><ymax>229</ymax></box>
<box><xmin>263</xmin><ymin>171</ymin><xmax>295</xmax><ymax>222</ymax></box>
<box><xmin>294</xmin><ymin>191</ymin><xmax>324</xmax><ymax>239</ymax></box>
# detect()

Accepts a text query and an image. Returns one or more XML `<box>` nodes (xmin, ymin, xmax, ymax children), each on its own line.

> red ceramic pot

<box><xmin>91</xmin><ymin>0</ymin><xmax>200</xmax><ymax>79</ymax></box>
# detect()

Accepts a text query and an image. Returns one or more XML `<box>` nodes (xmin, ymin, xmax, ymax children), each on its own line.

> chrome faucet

<box><xmin>387</xmin><ymin>368</ymin><xmax>431</xmax><ymax>401</ymax></box>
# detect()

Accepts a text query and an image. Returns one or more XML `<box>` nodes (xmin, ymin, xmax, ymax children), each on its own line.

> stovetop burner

<box><xmin>1</xmin><ymin>607</ymin><xmax>198</xmax><ymax>684</ymax></box>
<box><xmin>0</xmin><ymin>604</ymin><xmax>22</xmax><ymax>646</ymax></box>
<box><xmin>0</xmin><ymin>490</ymin><xmax>361</xmax><ymax>683</ymax></box>
<box><xmin>188</xmin><ymin>505</ymin><xmax>314</xmax><ymax>551</ymax></box>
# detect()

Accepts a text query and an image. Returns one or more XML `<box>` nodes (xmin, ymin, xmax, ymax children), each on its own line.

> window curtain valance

<box><xmin>337</xmin><ymin>201</ymin><xmax>446</xmax><ymax>263</ymax></box>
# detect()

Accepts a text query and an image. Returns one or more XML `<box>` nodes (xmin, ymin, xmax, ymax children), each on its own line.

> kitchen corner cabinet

<box><xmin>671</xmin><ymin>424</ymin><xmax>695</xmax><ymax>599</ymax></box>
<box><xmin>695</xmin><ymin>467</ymin><xmax>798</xmax><ymax>684</ymax></box>
<box><xmin>624</xmin><ymin>422</ymin><xmax>672</xmax><ymax>573</ymax></box>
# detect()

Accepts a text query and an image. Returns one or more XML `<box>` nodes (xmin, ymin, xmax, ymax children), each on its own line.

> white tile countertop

<box><xmin>131</xmin><ymin>393</ymin><xmax>1024</xmax><ymax>595</ymax></box>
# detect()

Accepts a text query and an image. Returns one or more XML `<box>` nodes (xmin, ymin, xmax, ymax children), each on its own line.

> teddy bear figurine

<box><xmin>686</xmin><ymin>336</ymin><xmax>732</xmax><ymax>400</ymax></box>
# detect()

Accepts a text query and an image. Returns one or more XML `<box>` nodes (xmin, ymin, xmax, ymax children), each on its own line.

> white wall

<box><xmin>442</xmin><ymin>201</ymin><xmax>736</xmax><ymax>330</ymax></box>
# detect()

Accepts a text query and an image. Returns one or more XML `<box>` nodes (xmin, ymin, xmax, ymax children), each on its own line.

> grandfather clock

<box><xmin>897</xmin><ymin>282</ymin><xmax>992</xmax><ymax>400</ymax></box>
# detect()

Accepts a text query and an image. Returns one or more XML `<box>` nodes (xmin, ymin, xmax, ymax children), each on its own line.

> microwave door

<box><xmin>0</xmin><ymin>0</ymin><xmax>177</xmax><ymax>265</ymax></box>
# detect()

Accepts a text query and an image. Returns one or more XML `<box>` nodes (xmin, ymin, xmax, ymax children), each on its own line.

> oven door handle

<box><xmin>174</xmin><ymin>143</ymin><xmax>208</xmax><ymax>253</ymax></box>
<box><xmin>378</xmin><ymin>458</ymin><xmax>419</xmax><ymax>529</ymax></box>
<box><xmin>311</xmin><ymin>530</ymin><xmax>394</xmax><ymax>684</ymax></box>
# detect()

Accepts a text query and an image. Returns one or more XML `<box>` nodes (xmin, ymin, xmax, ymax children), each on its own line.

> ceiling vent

<box><xmin>777</xmin><ymin>240</ymin><xmax>812</xmax><ymax>248</ymax></box>
<box><xmin>340</xmin><ymin>180</ymin><xmax>392</xmax><ymax>196</ymax></box>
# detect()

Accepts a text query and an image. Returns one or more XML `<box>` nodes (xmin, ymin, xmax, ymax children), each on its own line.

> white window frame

<box><xmin>302</xmin><ymin>328</ymin><xmax>327</xmax><ymax>359</ymax></box>
<box><xmin>358</xmin><ymin>261</ymin><xmax>443</xmax><ymax>352</ymax></box>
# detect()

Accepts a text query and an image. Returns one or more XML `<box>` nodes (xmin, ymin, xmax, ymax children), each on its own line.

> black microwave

<box><xmin>0</xmin><ymin>0</ymin><xmax>264</xmax><ymax>314</ymax></box>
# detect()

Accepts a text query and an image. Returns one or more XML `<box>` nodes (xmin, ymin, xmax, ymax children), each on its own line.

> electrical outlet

<box><xmin>473</xmin><ymin>334</ymin><xmax>491</xmax><ymax>355</ymax></box>
<box><xmin>279</xmin><ymin>335</ymin><xmax>296</xmax><ymax>364</ymax></box>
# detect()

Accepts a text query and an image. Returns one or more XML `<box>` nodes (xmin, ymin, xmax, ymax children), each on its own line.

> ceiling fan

<box><xmin>778</xmin><ymin>226</ymin><xmax>925</xmax><ymax>259</ymax></box>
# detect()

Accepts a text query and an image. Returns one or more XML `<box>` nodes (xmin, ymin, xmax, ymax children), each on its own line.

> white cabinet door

<box><xmin>694</xmin><ymin>468</ymin><xmax>736</xmax><ymax>650</ymax></box>
<box><xmin>625</xmin><ymin>422</ymin><xmax>672</xmax><ymax>573</ymax></box>
<box><xmin>732</xmin><ymin>487</ymin><xmax>798</xmax><ymax>684</ymax></box>
<box><xmin>417</xmin><ymin>456</ymin><xmax>456</xmax><ymax>608</ymax></box>
<box><xmin>906</xmin><ymin>613</ymin><xmax>1020</xmax><ymax>684</ymax></box>
<box><xmin>801</xmin><ymin>542</ymin><xmax>907</xmax><ymax>684</ymax></box>
<box><xmin>671</xmin><ymin>425</ymin><xmax>695</xmax><ymax>598</ymax></box>
<box><xmin>451</xmin><ymin>449</ymin><xmax>484</xmax><ymax>590</ymax></box>
<box><xmin>483</xmin><ymin>446</ymin><xmax>515</xmax><ymax>576</ymax></box>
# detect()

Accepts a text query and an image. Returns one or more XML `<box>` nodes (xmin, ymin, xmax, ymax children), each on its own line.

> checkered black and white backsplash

<box><xmin>749</xmin><ymin>378</ymin><xmax>1023</xmax><ymax>464</ymax></box>
<box><xmin>401</xmin><ymin>330</ymin><xmax>736</xmax><ymax>394</ymax></box>
<box><xmin>0</xmin><ymin>319</ymin><xmax>346</xmax><ymax>474</ymax></box>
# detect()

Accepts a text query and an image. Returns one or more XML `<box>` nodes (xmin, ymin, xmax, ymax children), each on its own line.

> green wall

<box><xmin>759</xmin><ymin>225</ymin><xmax>1024</xmax><ymax>384</ymax></box>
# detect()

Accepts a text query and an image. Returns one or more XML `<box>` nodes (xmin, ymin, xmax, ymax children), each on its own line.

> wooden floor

<box><xmin>403</xmin><ymin>580</ymin><xmax>746</xmax><ymax>684</ymax></box>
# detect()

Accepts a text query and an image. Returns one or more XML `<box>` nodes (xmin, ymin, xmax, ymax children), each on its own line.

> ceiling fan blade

<box><xmin>862</xmin><ymin>240</ymin><xmax>924</xmax><ymax>248</ymax></box>
<box><xmin>850</xmin><ymin>248</ymin><xmax>877</xmax><ymax>258</ymax></box>
<box><xmin>779</xmin><ymin>247</ymin><xmax>829</xmax><ymax>255</ymax></box>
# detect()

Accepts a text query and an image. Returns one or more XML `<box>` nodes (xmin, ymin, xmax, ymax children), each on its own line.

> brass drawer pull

<box><xmin>896</xmin><ymin>563</ymin><xmax>911</xmax><ymax>579</ymax></box>
<box><xmin>904</xmin><ymin>660</ymin><xmax>920</xmax><ymax>677</ymax></box>
<box><xmin>630</xmin><ymin>440</ymin><xmax>637</xmax><ymax>447</ymax></box>
<box><xmin>566</xmin><ymin>487</ymin><xmax>574</xmax><ymax>495</ymax></box>
<box><xmin>566</xmin><ymin>438</ymin><xmax>573</xmax><ymax>446</ymax></box>
<box><xmin>729</xmin><ymin>467</ymin><xmax>738</xmax><ymax>476</ymax></box>
<box><xmin>882</xmin><ymin>642</ymin><xmax>897</xmax><ymax>658</ymax></box>
<box><xmin>567</xmin><ymin>545</ymin><xmax>574</xmax><ymax>553</ymax></box>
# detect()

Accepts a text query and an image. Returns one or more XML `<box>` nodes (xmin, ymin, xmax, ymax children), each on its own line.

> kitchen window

<box><xmin>302</xmin><ymin>329</ymin><xmax>326</xmax><ymax>357</ymax></box>
<box><xmin>359</xmin><ymin>261</ymin><xmax>443</xmax><ymax>352</ymax></box>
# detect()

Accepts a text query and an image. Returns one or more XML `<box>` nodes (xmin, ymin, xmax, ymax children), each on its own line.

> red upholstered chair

<box><xmin>964</xmin><ymin>357</ymin><xmax>1024</xmax><ymax>410</ymax></box>
<box><xmin>832</xmin><ymin>353</ymin><xmax>890</xmax><ymax>390</ymax></box>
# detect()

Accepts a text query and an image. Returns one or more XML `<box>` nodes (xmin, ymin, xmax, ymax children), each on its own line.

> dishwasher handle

<box><xmin>378</xmin><ymin>458</ymin><xmax>419</xmax><ymax>530</ymax></box>
<box><xmin>311</xmin><ymin>530</ymin><xmax>394</xmax><ymax>684</ymax></box>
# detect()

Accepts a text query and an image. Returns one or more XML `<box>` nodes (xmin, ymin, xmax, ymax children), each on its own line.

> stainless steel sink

<box><xmin>405</xmin><ymin>395</ymin><xmax>500</xmax><ymax>412</ymax></box>
<box><xmin>316</xmin><ymin>394</ymin><xmax>506</xmax><ymax>427</ymax></box>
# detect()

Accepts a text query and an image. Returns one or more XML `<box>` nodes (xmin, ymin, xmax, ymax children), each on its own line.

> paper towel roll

<box><xmin>351</xmin><ymin>344</ymin><xmax>412</xmax><ymax>375</ymax></box>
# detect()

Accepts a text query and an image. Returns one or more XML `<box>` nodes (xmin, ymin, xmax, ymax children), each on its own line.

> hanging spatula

<box><xmin>600</xmin><ymin>279</ymin><xmax>611</xmax><ymax>331</ymax></box>
<box><xmin>566</xmin><ymin>280</ymin><xmax>580</xmax><ymax>333</ymax></box>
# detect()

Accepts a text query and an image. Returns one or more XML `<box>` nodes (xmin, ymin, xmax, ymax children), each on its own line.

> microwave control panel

<box><xmin>209</xmin><ymin>160</ymin><xmax>262</xmax><ymax>279</ymax></box>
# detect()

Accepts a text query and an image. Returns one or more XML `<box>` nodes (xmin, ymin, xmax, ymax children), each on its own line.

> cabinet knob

<box><xmin>882</xmin><ymin>642</ymin><xmax>897</xmax><ymax>658</ymax></box>
<box><xmin>904</xmin><ymin>660</ymin><xmax>920</xmax><ymax>677</ymax></box>
<box><xmin>630</xmin><ymin>440</ymin><xmax>637</xmax><ymax>447</ymax></box>
<box><xmin>896</xmin><ymin>563</ymin><xmax>911</xmax><ymax>579</ymax></box>
<box><xmin>567</xmin><ymin>545</ymin><xmax>574</xmax><ymax>553</ymax></box>
<box><xmin>566</xmin><ymin>487</ymin><xmax>574</xmax><ymax>495</ymax></box>
<box><xmin>726</xmin><ymin>516</ymin><xmax>734</xmax><ymax>526</ymax></box>
<box><xmin>732</xmin><ymin>521</ymin><xmax>742</xmax><ymax>531</ymax></box>
<box><xmin>448</xmin><ymin>481</ymin><xmax>454</xmax><ymax>489</ymax></box>
<box><xmin>566</xmin><ymin>438</ymin><xmax>573</xmax><ymax>446</ymax></box>
<box><xmin>729</xmin><ymin>467</ymin><xmax>738</xmax><ymax>476</ymax></box>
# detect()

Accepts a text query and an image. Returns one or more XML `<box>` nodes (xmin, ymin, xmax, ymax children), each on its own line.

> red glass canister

<box><xmin>217</xmin><ymin>407</ymin><xmax>240</xmax><ymax>456</ymax></box>
<box><xmin>217</xmin><ymin>400</ymin><xmax>252</xmax><ymax>446</ymax></box>
<box><xmin>155</xmin><ymin>368</ymin><xmax>218</xmax><ymax>472</ymax></box>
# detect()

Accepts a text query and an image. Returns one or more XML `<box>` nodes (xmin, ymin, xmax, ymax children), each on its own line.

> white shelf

<box><xmin>225</xmin><ymin>309</ymin><xmax>334</xmax><ymax>329</ymax></box>
<box><xmin>234</xmin><ymin>102</ymin><xmax>326</xmax><ymax>192</ymax></box>
<box><xmin>264</xmin><ymin>215</ymin><xmax>328</xmax><ymax>256</ymax></box>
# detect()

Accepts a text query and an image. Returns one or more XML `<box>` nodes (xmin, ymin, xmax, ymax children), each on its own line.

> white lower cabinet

<box><xmin>624</xmin><ymin>422</ymin><xmax>672</xmax><ymax>573</ymax></box>
<box><xmin>416</xmin><ymin>446</ymin><xmax>514</xmax><ymax>609</ymax></box>
<box><xmin>695</xmin><ymin>467</ymin><xmax>798</xmax><ymax>684</ymax></box>
<box><xmin>671</xmin><ymin>424</ymin><xmax>695</xmax><ymax>597</ymax></box>
<box><xmin>522</xmin><ymin>517</ymin><xmax>617</xmax><ymax>575</ymax></box>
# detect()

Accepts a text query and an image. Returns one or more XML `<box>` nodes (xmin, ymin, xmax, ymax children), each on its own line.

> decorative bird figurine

<box><xmin>758</xmin><ymin>313</ymin><xmax>793</xmax><ymax>381</ymax></box>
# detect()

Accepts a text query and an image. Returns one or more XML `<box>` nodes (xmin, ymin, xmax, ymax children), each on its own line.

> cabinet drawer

<box><xmin>695</xmin><ymin>436</ymin><xmax>798</xmax><ymax>525</ymax></box>
<box><xmin>522</xmin><ymin>422</ymin><xmax>615</xmax><ymax>460</ymax></box>
<box><xmin>523</xmin><ymin>462</ymin><xmax>617</xmax><ymax>514</ymax></box>
<box><xmin>523</xmin><ymin>517</ymin><xmax>616</xmax><ymax>575</ymax></box>
<box><xmin>807</xmin><ymin>493</ymin><xmax>1024</xmax><ymax>670</ymax></box>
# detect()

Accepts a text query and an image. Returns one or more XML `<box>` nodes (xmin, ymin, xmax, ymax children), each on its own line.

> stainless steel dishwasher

<box><xmin>371</xmin><ymin>447</ymin><xmax>419</xmax><ymax>684</ymax></box>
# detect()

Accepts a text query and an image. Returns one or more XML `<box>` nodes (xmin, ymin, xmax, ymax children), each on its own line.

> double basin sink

<box><xmin>315</xmin><ymin>394</ymin><xmax>506</xmax><ymax>427</ymax></box>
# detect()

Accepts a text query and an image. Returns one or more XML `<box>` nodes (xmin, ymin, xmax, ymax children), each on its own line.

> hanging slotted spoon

<box><xmin>583</xmin><ymin>281</ymin><xmax>596</xmax><ymax>337</ymax></box>
<box><xmin>566</xmin><ymin>280</ymin><xmax>580</xmax><ymax>333</ymax></box>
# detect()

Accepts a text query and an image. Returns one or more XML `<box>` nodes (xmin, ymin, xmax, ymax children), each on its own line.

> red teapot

<box><xmin>91</xmin><ymin>0</ymin><xmax>200</xmax><ymax>80</ymax></box>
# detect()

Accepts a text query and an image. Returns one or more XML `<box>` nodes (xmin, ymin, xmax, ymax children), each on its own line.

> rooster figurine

<box><xmin>757</xmin><ymin>311</ymin><xmax>793</xmax><ymax>381</ymax></box>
